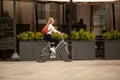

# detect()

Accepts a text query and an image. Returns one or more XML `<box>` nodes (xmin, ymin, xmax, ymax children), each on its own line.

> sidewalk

<box><xmin>0</xmin><ymin>60</ymin><xmax>120</xmax><ymax>80</ymax></box>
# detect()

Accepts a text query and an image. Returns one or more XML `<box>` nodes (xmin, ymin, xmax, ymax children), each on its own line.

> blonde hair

<box><xmin>47</xmin><ymin>17</ymin><xmax>54</xmax><ymax>25</ymax></box>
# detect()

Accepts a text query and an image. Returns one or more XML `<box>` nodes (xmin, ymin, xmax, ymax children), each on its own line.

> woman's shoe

<box><xmin>50</xmin><ymin>47</ymin><xmax>56</xmax><ymax>53</ymax></box>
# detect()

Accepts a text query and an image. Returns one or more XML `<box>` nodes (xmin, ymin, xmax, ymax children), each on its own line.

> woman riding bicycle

<box><xmin>44</xmin><ymin>17</ymin><xmax>63</xmax><ymax>53</ymax></box>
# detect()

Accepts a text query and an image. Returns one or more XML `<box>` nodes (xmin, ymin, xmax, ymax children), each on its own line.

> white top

<box><xmin>47</xmin><ymin>24</ymin><xmax>57</xmax><ymax>34</ymax></box>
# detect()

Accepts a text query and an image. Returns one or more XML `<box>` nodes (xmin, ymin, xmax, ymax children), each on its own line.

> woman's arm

<box><xmin>55</xmin><ymin>30</ymin><xmax>63</xmax><ymax>36</ymax></box>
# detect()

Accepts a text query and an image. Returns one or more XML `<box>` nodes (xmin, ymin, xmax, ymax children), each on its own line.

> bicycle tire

<box><xmin>59</xmin><ymin>44</ymin><xmax>77</xmax><ymax>61</ymax></box>
<box><xmin>33</xmin><ymin>44</ymin><xmax>50</xmax><ymax>63</ymax></box>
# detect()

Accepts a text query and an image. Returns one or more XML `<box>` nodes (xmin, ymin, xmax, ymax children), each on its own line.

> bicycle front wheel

<box><xmin>59</xmin><ymin>44</ymin><xmax>77</xmax><ymax>61</ymax></box>
<box><xmin>33</xmin><ymin>44</ymin><xmax>50</xmax><ymax>63</ymax></box>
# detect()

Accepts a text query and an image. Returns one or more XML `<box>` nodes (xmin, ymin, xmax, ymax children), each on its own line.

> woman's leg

<box><xmin>44</xmin><ymin>34</ymin><xmax>59</xmax><ymax>53</ymax></box>
<box><xmin>44</xmin><ymin>34</ymin><xmax>59</xmax><ymax>47</ymax></box>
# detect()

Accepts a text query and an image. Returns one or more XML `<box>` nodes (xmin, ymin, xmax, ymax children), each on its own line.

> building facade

<box><xmin>1</xmin><ymin>1</ymin><xmax>120</xmax><ymax>33</ymax></box>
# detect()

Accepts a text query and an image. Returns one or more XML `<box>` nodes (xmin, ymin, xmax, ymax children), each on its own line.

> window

<box><xmin>37</xmin><ymin>3</ymin><xmax>60</xmax><ymax>24</ymax></box>
<box><xmin>92</xmin><ymin>4</ymin><xmax>107</xmax><ymax>32</ymax></box>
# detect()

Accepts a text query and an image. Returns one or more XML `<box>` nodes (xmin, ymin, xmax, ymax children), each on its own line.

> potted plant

<box><xmin>71</xmin><ymin>29</ymin><xmax>95</xmax><ymax>60</ymax></box>
<box><xmin>17</xmin><ymin>31</ymin><xmax>44</xmax><ymax>61</ymax></box>
<box><xmin>103</xmin><ymin>30</ymin><xmax>120</xmax><ymax>59</ymax></box>
<box><xmin>51</xmin><ymin>32</ymin><xmax>68</xmax><ymax>40</ymax></box>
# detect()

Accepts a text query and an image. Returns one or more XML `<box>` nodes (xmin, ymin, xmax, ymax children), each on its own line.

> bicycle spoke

<box><xmin>33</xmin><ymin>44</ymin><xmax>50</xmax><ymax>63</ymax></box>
<box><xmin>59</xmin><ymin>44</ymin><xmax>77</xmax><ymax>61</ymax></box>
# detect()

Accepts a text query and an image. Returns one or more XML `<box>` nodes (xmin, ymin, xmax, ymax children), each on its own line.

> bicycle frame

<box><xmin>40</xmin><ymin>42</ymin><xmax>51</xmax><ymax>53</ymax></box>
<box><xmin>55</xmin><ymin>39</ymin><xmax>67</xmax><ymax>51</ymax></box>
<box><xmin>56</xmin><ymin>39</ymin><xmax>70</xmax><ymax>55</ymax></box>
<box><xmin>41</xmin><ymin>37</ymin><xmax>68</xmax><ymax>54</ymax></box>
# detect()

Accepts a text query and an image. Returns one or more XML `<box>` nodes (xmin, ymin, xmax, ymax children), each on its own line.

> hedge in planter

<box><xmin>17</xmin><ymin>31</ymin><xmax>43</xmax><ymax>41</ymax></box>
<box><xmin>17</xmin><ymin>31</ymin><xmax>44</xmax><ymax>60</ymax></box>
<box><xmin>71</xmin><ymin>29</ymin><xmax>95</xmax><ymax>60</ymax></box>
<box><xmin>103</xmin><ymin>30</ymin><xmax>120</xmax><ymax>59</ymax></box>
<box><xmin>17</xmin><ymin>31</ymin><xmax>69</xmax><ymax>60</ymax></box>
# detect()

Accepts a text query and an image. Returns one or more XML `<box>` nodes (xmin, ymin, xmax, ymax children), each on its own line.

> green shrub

<box><xmin>71</xmin><ymin>29</ymin><xmax>95</xmax><ymax>41</ymax></box>
<box><xmin>51</xmin><ymin>33</ymin><xmax>68</xmax><ymax>40</ymax></box>
<box><xmin>17</xmin><ymin>31</ymin><xmax>43</xmax><ymax>41</ymax></box>
<box><xmin>71</xmin><ymin>29</ymin><xmax>79</xmax><ymax>40</ymax></box>
<box><xmin>35</xmin><ymin>32</ymin><xmax>44</xmax><ymax>40</ymax></box>
<box><xmin>103</xmin><ymin>30</ymin><xmax>120</xmax><ymax>40</ymax></box>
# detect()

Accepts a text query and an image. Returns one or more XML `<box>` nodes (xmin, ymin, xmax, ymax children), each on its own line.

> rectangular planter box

<box><xmin>72</xmin><ymin>41</ymin><xmax>95</xmax><ymax>60</ymax></box>
<box><xmin>19</xmin><ymin>41</ymin><xmax>46</xmax><ymax>61</ymax></box>
<box><xmin>19</xmin><ymin>41</ymin><xmax>62</xmax><ymax>61</ymax></box>
<box><xmin>104</xmin><ymin>40</ymin><xmax>120</xmax><ymax>59</ymax></box>
<box><xmin>19</xmin><ymin>40</ymin><xmax>96</xmax><ymax>60</ymax></box>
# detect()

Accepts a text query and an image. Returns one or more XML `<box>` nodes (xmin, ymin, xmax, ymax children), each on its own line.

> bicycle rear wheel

<box><xmin>59</xmin><ymin>44</ymin><xmax>77</xmax><ymax>61</ymax></box>
<box><xmin>33</xmin><ymin>44</ymin><xmax>50</xmax><ymax>63</ymax></box>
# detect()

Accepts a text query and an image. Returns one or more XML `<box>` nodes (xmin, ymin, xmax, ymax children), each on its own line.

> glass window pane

<box><xmin>37</xmin><ymin>4</ymin><xmax>46</xmax><ymax>19</ymax></box>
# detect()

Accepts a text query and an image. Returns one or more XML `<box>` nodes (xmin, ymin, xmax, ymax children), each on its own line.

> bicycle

<box><xmin>33</xmin><ymin>35</ymin><xmax>77</xmax><ymax>63</ymax></box>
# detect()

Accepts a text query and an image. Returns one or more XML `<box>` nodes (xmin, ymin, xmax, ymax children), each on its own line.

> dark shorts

<box><xmin>44</xmin><ymin>34</ymin><xmax>59</xmax><ymax>47</ymax></box>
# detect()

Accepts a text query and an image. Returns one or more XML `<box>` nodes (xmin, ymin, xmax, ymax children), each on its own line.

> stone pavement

<box><xmin>0</xmin><ymin>60</ymin><xmax>120</xmax><ymax>80</ymax></box>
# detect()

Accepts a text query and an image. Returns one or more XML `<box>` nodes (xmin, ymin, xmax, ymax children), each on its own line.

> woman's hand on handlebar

<box><xmin>56</xmin><ymin>30</ymin><xmax>64</xmax><ymax>36</ymax></box>
<box><xmin>60</xmin><ymin>33</ymin><xmax>64</xmax><ymax>36</ymax></box>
